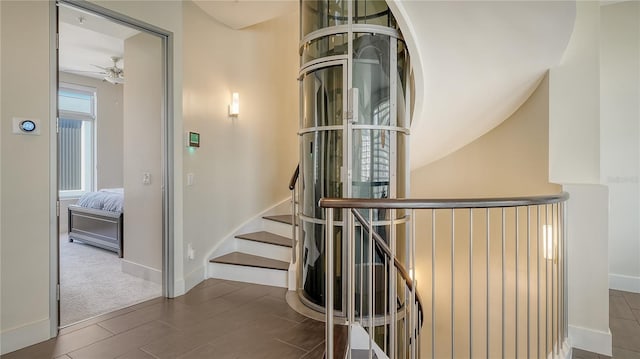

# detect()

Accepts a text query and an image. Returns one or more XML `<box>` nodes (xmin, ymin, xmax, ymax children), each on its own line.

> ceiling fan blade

<box><xmin>63</xmin><ymin>69</ymin><xmax>108</xmax><ymax>76</ymax></box>
<box><xmin>91</xmin><ymin>64</ymin><xmax>110</xmax><ymax>71</ymax></box>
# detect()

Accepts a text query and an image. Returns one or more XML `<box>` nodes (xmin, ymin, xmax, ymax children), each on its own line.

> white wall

<box><xmin>549</xmin><ymin>2</ymin><xmax>601</xmax><ymax>185</ymax></box>
<box><xmin>601</xmin><ymin>1</ymin><xmax>640</xmax><ymax>293</ymax></box>
<box><xmin>0</xmin><ymin>1</ymin><xmax>53</xmax><ymax>354</ymax></box>
<box><xmin>549</xmin><ymin>2</ymin><xmax>611</xmax><ymax>356</ymax></box>
<box><xmin>122</xmin><ymin>32</ymin><xmax>163</xmax><ymax>281</ymax></box>
<box><xmin>565</xmin><ymin>184</ymin><xmax>612</xmax><ymax>355</ymax></box>
<box><xmin>181</xmin><ymin>2</ymin><xmax>298</xmax><ymax>288</ymax></box>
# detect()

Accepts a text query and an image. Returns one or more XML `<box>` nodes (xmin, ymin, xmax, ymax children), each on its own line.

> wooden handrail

<box><xmin>289</xmin><ymin>164</ymin><xmax>300</xmax><ymax>190</ymax></box>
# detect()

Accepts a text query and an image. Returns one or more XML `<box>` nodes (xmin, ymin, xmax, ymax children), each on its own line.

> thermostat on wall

<box><xmin>187</xmin><ymin>131</ymin><xmax>200</xmax><ymax>148</ymax></box>
<box><xmin>12</xmin><ymin>118</ymin><xmax>41</xmax><ymax>135</ymax></box>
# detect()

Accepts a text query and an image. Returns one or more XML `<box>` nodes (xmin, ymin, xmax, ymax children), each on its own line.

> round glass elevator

<box><xmin>297</xmin><ymin>0</ymin><xmax>412</xmax><ymax>314</ymax></box>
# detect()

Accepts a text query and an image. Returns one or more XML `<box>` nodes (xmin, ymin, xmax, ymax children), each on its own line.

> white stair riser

<box><xmin>261</xmin><ymin>219</ymin><xmax>293</xmax><ymax>238</ymax></box>
<box><xmin>235</xmin><ymin>238</ymin><xmax>292</xmax><ymax>262</ymax></box>
<box><xmin>208</xmin><ymin>262</ymin><xmax>288</xmax><ymax>288</ymax></box>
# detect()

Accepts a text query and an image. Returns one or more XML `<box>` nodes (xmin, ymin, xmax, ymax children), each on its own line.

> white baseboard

<box><xmin>610</xmin><ymin>273</ymin><xmax>640</xmax><ymax>293</ymax></box>
<box><xmin>554</xmin><ymin>339</ymin><xmax>572</xmax><ymax>359</ymax></box>
<box><xmin>0</xmin><ymin>318</ymin><xmax>51</xmax><ymax>355</ymax></box>
<box><xmin>121</xmin><ymin>260</ymin><xmax>162</xmax><ymax>285</ymax></box>
<box><xmin>173</xmin><ymin>278</ymin><xmax>186</xmax><ymax>297</ymax></box>
<box><xmin>569</xmin><ymin>325</ymin><xmax>612</xmax><ymax>357</ymax></box>
<box><xmin>184</xmin><ymin>265</ymin><xmax>205</xmax><ymax>293</ymax></box>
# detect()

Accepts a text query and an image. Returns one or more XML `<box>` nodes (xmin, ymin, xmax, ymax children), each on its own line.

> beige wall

<box><xmin>411</xmin><ymin>75</ymin><xmax>560</xmax><ymax>198</ymax></box>
<box><xmin>59</xmin><ymin>72</ymin><xmax>124</xmax><ymax>190</ymax></box>
<box><xmin>123</xmin><ymin>32</ymin><xmax>163</xmax><ymax>275</ymax></box>
<box><xmin>0</xmin><ymin>1</ymin><xmax>186</xmax><ymax>353</ymax></box>
<box><xmin>181</xmin><ymin>2</ymin><xmax>298</xmax><ymax>281</ymax></box>
<box><xmin>0</xmin><ymin>1</ymin><xmax>52</xmax><ymax>353</ymax></box>
<box><xmin>601</xmin><ymin>1</ymin><xmax>640</xmax><ymax>292</ymax></box>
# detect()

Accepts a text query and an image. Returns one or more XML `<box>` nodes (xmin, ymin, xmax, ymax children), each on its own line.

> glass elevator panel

<box><xmin>298</xmin><ymin>0</ymin><xmax>411</xmax><ymax>314</ymax></box>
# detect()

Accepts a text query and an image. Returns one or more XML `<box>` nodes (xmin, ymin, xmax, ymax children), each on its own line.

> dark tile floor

<box><xmin>1</xmin><ymin>279</ymin><xmax>327</xmax><ymax>359</ymax></box>
<box><xmin>574</xmin><ymin>290</ymin><xmax>640</xmax><ymax>359</ymax></box>
<box><xmin>4</xmin><ymin>282</ymin><xmax>640</xmax><ymax>359</ymax></box>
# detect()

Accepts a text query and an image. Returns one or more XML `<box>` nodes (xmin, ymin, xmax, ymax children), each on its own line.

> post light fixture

<box><xmin>229</xmin><ymin>92</ymin><xmax>239</xmax><ymax>117</ymax></box>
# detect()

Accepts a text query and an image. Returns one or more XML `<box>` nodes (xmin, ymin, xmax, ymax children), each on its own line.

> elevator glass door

<box><xmin>299</xmin><ymin>61</ymin><xmax>347</xmax><ymax>312</ymax></box>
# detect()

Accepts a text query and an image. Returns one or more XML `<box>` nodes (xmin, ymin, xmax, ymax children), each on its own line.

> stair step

<box><xmin>209</xmin><ymin>252</ymin><xmax>289</xmax><ymax>271</ymax></box>
<box><xmin>263</xmin><ymin>214</ymin><xmax>293</xmax><ymax>225</ymax></box>
<box><xmin>236</xmin><ymin>231</ymin><xmax>292</xmax><ymax>248</ymax></box>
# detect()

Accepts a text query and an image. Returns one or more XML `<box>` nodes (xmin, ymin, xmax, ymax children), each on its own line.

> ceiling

<box><xmin>192</xmin><ymin>0</ymin><xmax>297</xmax><ymax>30</ymax></box>
<box><xmin>59</xmin><ymin>5</ymin><xmax>138</xmax><ymax>80</ymax></box>
<box><xmin>389</xmin><ymin>1</ymin><xmax>576</xmax><ymax>169</ymax></box>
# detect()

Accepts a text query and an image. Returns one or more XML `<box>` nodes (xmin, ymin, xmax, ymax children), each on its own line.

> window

<box><xmin>58</xmin><ymin>83</ymin><xmax>96</xmax><ymax>198</ymax></box>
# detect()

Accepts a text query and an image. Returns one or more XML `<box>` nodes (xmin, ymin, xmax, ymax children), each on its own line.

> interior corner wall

<box><xmin>122</xmin><ymin>32</ymin><xmax>163</xmax><ymax>279</ymax></box>
<box><xmin>181</xmin><ymin>2</ymin><xmax>299</xmax><ymax>283</ymax></box>
<box><xmin>601</xmin><ymin>1</ymin><xmax>640</xmax><ymax>294</ymax></box>
<box><xmin>59</xmin><ymin>72</ymin><xmax>124</xmax><ymax>190</ymax></box>
<box><xmin>549</xmin><ymin>2</ymin><xmax>611</xmax><ymax>356</ymax></box>
<box><xmin>0</xmin><ymin>1</ymin><xmax>53</xmax><ymax>354</ymax></box>
<box><xmin>549</xmin><ymin>1</ymin><xmax>600</xmax><ymax>184</ymax></box>
<box><xmin>411</xmin><ymin>74</ymin><xmax>560</xmax><ymax>198</ymax></box>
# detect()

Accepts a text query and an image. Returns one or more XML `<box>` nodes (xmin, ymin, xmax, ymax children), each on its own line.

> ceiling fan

<box><xmin>66</xmin><ymin>56</ymin><xmax>124</xmax><ymax>84</ymax></box>
<box><xmin>93</xmin><ymin>56</ymin><xmax>125</xmax><ymax>85</ymax></box>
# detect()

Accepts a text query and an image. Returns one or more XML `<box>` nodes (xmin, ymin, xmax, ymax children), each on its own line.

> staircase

<box><xmin>207</xmin><ymin>213</ymin><xmax>295</xmax><ymax>288</ymax></box>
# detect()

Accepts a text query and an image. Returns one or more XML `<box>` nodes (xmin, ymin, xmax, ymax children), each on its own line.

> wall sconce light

<box><xmin>229</xmin><ymin>92</ymin><xmax>239</xmax><ymax>117</ymax></box>
<box><xmin>543</xmin><ymin>224</ymin><xmax>555</xmax><ymax>260</ymax></box>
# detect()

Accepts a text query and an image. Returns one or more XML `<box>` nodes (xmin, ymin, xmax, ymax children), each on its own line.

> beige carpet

<box><xmin>60</xmin><ymin>233</ymin><xmax>161</xmax><ymax>326</ymax></box>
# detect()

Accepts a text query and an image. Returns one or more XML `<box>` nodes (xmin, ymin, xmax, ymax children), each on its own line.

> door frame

<box><xmin>49</xmin><ymin>0</ymin><xmax>175</xmax><ymax>335</ymax></box>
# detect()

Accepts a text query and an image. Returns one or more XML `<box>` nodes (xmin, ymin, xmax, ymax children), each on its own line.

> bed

<box><xmin>68</xmin><ymin>188</ymin><xmax>124</xmax><ymax>257</ymax></box>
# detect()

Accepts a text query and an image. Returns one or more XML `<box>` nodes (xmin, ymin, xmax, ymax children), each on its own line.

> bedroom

<box><xmin>57</xmin><ymin>5</ymin><xmax>163</xmax><ymax>326</ymax></box>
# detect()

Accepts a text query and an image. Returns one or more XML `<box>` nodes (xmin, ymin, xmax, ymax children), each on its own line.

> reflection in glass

<box><xmin>301</xmin><ymin>131</ymin><xmax>343</xmax><ymax>219</ymax></box>
<box><xmin>354</xmin><ymin>0</ymin><xmax>395</xmax><ymax>28</ymax></box>
<box><xmin>353</xmin><ymin>34</ymin><xmax>391</xmax><ymax>126</ymax></box>
<box><xmin>302</xmin><ymin>65</ymin><xmax>343</xmax><ymax>128</ymax></box>
<box><xmin>301</xmin><ymin>0</ymin><xmax>348</xmax><ymax>37</ymax></box>
<box><xmin>302</xmin><ymin>34</ymin><xmax>348</xmax><ymax>65</ymax></box>
<box><xmin>301</xmin><ymin>222</ymin><xmax>342</xmax><ymax>310</ymax></box>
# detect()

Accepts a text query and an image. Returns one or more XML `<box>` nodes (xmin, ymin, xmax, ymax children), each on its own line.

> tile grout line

<box><xmin>274</xmin><ymin>337</ymin><xmax>311</xmax><ymax>353</ymax></box>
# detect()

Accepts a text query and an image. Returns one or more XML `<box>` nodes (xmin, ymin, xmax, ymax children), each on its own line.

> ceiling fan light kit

<box><xmin>97</xmin><ymin>56</ymin><xmax>125</xmax><ymax>85</ymax></box>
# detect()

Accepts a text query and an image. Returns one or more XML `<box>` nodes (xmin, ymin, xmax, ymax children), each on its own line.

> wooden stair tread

<box><xmin>263</xmin><ymin>214</ymin><xmax>294</xmax><ymax>225</ymax></box>
<box><xmin>235</xmin><ymin>231</ymin><xmax>292</xmax><ymax>248</ymax></box>
<box><xmin>209</xmin><ymin>252</ymin><xmax>289</xmax><ymax>271</ymax></box>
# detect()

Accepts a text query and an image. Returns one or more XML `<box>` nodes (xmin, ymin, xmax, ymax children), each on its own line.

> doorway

<box><xmin>52</xmin><ymin>1</ymin><xmax>174</xmax><ymax>329</ymax></box>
